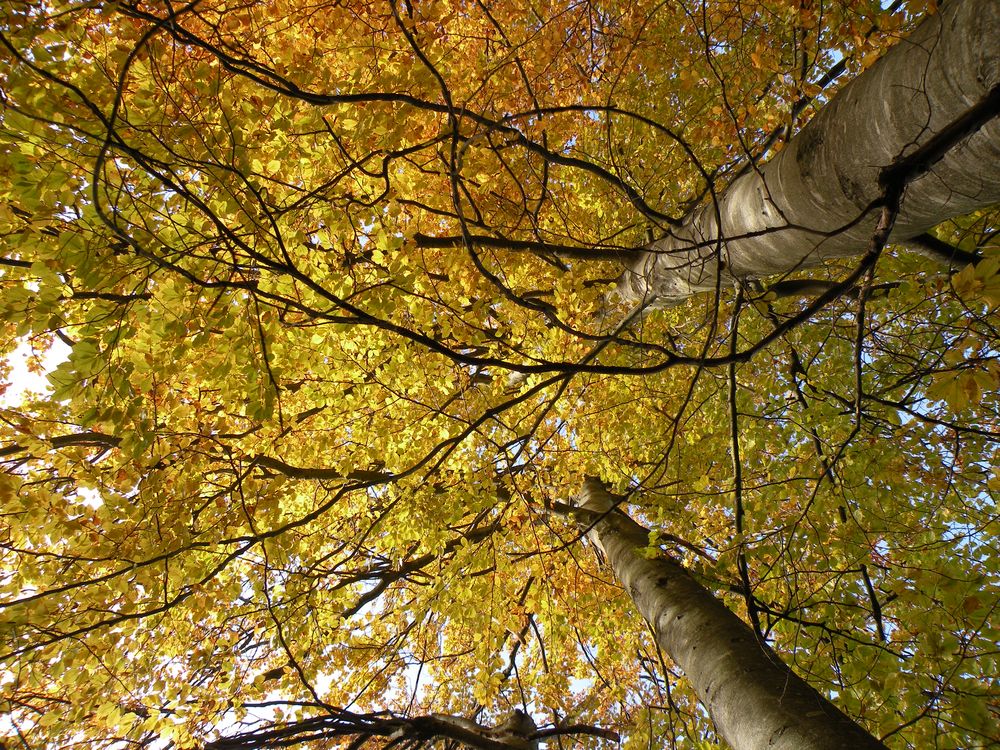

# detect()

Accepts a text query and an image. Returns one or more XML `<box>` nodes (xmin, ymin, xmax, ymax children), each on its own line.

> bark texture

<box><xmin>620</xmin><ymin>0</ymin><xmax>1000</xmax><ymax>305</ymax></box>
<box><xmin>577</xmin><ymin>478</ymin><xmax>888</xmax><ymax>750</ymax></box>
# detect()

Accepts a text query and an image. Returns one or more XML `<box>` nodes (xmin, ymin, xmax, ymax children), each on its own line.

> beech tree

<box><xmin>0</xmin><ymin>1</ymin><xmax>997</xmax><ymax>749</ymax></box>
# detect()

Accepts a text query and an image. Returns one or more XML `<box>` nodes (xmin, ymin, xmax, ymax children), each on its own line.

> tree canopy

<box><xmin>0</xmin><ymin>0</ymin><xmax>997</xmax><ymax>748</ymax></box>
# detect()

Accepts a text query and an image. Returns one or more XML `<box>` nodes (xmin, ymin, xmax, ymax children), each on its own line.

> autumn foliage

<box><xmin>0</xmin><ymin>0</ymin><xmax>997</xmax><ymax>748</ymax></box>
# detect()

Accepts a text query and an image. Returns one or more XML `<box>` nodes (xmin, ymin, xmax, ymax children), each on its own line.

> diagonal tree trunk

<box><xmin>574</xmin><ymin>478</ymin><xmax>888</xmax><ymax>750</ymax></box>
<box><xmin>619</xmin><ymin>0</ymin><xmax>1000</xmax><ymax>305</ymax></box>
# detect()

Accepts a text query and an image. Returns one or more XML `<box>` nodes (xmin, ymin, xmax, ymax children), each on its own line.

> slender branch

<box><xmin>413</xmin><ymin>232</ymin><xmax>642</xmax><ymax>262</ymax></box>
<box><xmin>859</xmin><ymin>564</ymin><xmax>887</xmax><ymax>642</ymax></box>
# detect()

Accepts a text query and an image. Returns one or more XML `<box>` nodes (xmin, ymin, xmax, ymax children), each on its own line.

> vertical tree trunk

<box><xmin>619</xmin><ymin>0</ymin><xmax>1000</xmax><ymax>305</ymax></box>
<box><xmin>577</xmin><ymin>479</ymin><xmax>887</xmax><ymax>750</ymax></box>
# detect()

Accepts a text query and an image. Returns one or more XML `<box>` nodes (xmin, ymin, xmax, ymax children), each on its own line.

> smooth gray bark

<box><xmin>576</xmin><ymin>478</ymin><xmax>888</xmax><ymax>750</ymax></box>
<box><xmin>619</xmin><ymin>0</ymin><xmax>1000</xmax><ymax>305</ymax></box>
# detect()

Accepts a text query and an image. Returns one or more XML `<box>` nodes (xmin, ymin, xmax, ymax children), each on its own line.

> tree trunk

<box><xmin>576</xmin><ymin>478</ymin><xmax>888</xmax><ymax>750</ymax></box>
<box><xmin>619</xmin><ymin>0</ymin><xmax>1000</xmax><ymax>305</ymax></box>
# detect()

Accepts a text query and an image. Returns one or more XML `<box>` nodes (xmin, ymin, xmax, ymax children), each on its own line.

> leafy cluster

<box><xmin>0</xmin><ymin>1</ymin><xmax>996</xmax><ymax>749</ymax></box>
